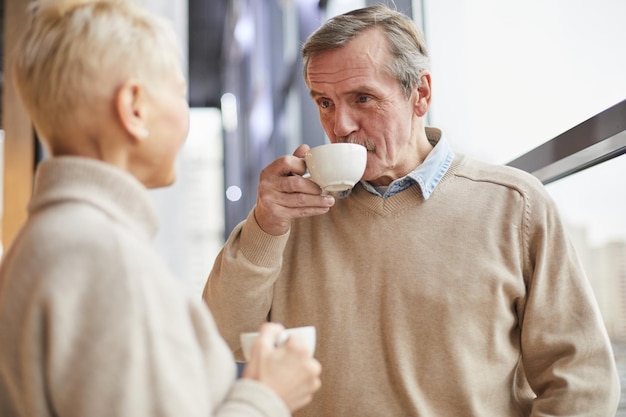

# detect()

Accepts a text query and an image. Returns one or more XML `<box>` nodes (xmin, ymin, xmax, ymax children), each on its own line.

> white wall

<box><xmin>325</xmin><ymin>0</ymin><xmax>365</xmax><ymax>17</ymax></box>
<box><xmin>424</xmin><ymin>0</ymin><xmax>626</xmax><ymax>164</ymax></box>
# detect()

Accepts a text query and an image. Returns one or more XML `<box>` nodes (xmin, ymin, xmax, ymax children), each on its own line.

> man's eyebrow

<box><xmin>309</xmin><ymin>86</ymin><xmax>374</xmax><ymax>99</ymax></box>
<box><xmin>309</xmin><ymin>89</ymin><xmax>323</xmax><ymax>99</ymax></box>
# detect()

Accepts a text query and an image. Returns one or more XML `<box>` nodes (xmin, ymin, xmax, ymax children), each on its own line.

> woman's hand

<box><xmin>242</xmin><ymin>323</ymin><xmax>322</xmax><ymax>412</ymax></box>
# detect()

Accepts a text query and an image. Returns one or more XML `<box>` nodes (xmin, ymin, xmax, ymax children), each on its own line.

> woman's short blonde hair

<box><xmin>13</xmin><ymin>0</ymin><xmax>181</xmax><ymax>140</ymax></box>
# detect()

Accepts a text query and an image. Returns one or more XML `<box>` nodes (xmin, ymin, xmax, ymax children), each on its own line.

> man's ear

<box><xmin>115</xmin><ymin>78</ymin><xmax>149</xmax><ymax>141</ymax></box>
<box><xmin>414</xmin><ymin>72</ymin><xmax>432</xmax><ymax>117</ymax></box>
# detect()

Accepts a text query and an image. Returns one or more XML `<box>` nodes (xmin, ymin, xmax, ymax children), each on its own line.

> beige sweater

<box><xmin>0</xmin><ymin>157</ymin><xmax>289</xmax><ymax>417</ymax></box>
<box><xmin>205</xmin><ymin>153</ymin><xmax>620</xmax><ymax>416</ymax></box>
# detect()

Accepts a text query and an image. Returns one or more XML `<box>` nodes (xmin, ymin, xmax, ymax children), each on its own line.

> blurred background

<box><xmin>2</xmin><ymin>0</ymin><xmax>625</xmax><ymax>412</ymax></box>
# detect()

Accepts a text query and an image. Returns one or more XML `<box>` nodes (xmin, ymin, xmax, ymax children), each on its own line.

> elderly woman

<box><xmin>0</xmin><ymin>1</ymin><xmax>320</xmax><ymax>416</ymax></box>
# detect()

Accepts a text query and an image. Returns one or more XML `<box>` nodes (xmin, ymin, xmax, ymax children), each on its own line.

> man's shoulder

<box><xmin>451</xmin><ymin>153</ymin><xmax>546</xmax><ymax>195</ymax></box>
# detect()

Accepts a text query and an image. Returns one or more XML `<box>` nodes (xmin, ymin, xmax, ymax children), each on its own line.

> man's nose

<box><xmin>332</xmin><ymin>105</ymin><xmax>358</xmax><ymax>138</ymax></box>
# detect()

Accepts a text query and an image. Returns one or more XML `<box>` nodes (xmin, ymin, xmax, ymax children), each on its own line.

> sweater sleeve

<box><xmin>37</xmin><ymin>230</ymin><xmax>290</xmax><ymax>417</ymax></box>
<box><xmin>517</xmin><ymin>181</ymin><xmax>620</xmax><ymax>415</ymax></box>
<box><xmin>216</xmin><ymin>379</ymin><xmax>291</xmax><ymax>416</ymax></box>
<box><xmin>203</xmin><ymin>209</ymin><xmax>290</xmax><ymax>360</ymax></box>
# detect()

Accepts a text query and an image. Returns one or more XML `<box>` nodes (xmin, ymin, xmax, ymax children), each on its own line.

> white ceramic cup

<box><xmin>240</xmin><ymin>325</ymin><xmax>317</xmax><ymax>361</ymax></box>
<box><xmin>304</xmin><ymin>143</ymin><xmax>367</xmax><ymax>193</ymax></box>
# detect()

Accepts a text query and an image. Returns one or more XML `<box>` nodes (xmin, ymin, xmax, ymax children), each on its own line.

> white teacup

<box><xmin>240</xmin><ymin>325</ymin><xmax>316</xmax><ymax>361</ymax></box>
<box><xmin>304</xmin><ymin>143</ymin><xmax>367</xmax><ymax>193</ymax></box>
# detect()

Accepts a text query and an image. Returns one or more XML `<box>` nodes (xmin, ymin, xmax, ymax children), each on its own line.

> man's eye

<box><xmin>319</xmin><ymin>99</ymin><xmax>331</xmax><ymax>109</ymax></box>
<box><xmin>358</xmin><ymin>96</ymin><xmax>370</xmax><ymax>103</ymax></box>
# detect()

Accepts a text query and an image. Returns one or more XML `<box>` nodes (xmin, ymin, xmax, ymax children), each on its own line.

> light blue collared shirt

<box><xmin>342</xmin><ymin>129</ymin><xmax>454</xmax><ymax>200</ymax></box>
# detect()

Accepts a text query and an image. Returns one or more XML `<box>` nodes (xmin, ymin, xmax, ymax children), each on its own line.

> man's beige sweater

<box><xmin>205</xmin><ymin>153</ymin><xmax>620</xmax><ymax>416</ymax></box>
<box><xmin>0</xmin><ymin>157</ymin><xmax>290</xmax><ymax>417</ymax></box>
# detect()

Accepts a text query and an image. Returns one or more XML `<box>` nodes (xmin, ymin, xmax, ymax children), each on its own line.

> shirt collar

<box><xmin>341</xmin><ymin>128</ymin><xmax>454</xmax><ymax>200</ymax></box>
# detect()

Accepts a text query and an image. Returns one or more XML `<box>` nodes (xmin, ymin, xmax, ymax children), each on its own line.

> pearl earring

<box><xmin>138</xmin><ymin>128</ymin><xmax>149</xmax><ymax>138</ymax></box>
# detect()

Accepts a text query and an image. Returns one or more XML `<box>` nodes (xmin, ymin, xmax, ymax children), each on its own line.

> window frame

<box><xmin>507</xmin><ymin>99</ymin><xmax>626</xmax><ymax>184</ymax></box>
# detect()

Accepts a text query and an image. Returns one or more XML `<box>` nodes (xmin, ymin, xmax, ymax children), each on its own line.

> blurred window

<box><xmin>545</xmin><ymin>153</ymin><xmax>626</xmax><ymax>415</ymax></box>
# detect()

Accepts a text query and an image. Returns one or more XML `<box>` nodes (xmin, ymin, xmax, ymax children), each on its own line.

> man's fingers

<box><xmin>293</xmin><ymin>144</ymin><xmax>311</xmax><ymax>158</ymax></box>
<box><xmin>264</xmin><ymin>154</ymin><xmax>307</xmax><ymax>179</ymax></box>
<box><xmin>275</xmin><ymin>174</ymin><xmax>319</xmax><ymax>195</ymax></box>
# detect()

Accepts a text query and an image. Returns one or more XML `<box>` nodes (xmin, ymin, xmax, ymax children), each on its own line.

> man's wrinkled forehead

<box><xmin>306</xmin><ymin>28</ymin><xmax>390</xmax><ymax>85</ymax></box>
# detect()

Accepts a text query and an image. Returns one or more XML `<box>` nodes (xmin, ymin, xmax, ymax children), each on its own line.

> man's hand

<box><xmin>254</xmin><ymin>144</ymin><xmax>336</xmax><ymax>235</ymax></box>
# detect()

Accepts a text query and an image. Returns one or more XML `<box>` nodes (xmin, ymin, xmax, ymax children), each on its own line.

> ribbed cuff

<box><xmin>239</xmin><ymin>210</ymin><xmax>291</xmax><ymax>268</ymax></box>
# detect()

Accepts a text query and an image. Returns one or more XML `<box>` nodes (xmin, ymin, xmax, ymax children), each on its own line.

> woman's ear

<box><xmin>115</xmin><ymin>79</ymin><xmax>150</xmax><ymax>141</ymax></box>
<box><xmin>414</xmin><ymin>72</ymin><xmax>432</xmax><ymax>117</ymax></box>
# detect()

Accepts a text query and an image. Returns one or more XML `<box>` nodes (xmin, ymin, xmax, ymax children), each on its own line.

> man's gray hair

<box><xmin>302</xmin><ymin>5</ymin><xmax>430</xmax><ymax>98</ymax></box>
